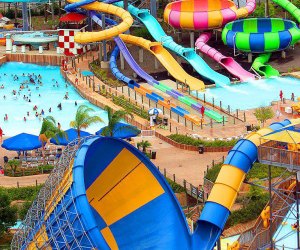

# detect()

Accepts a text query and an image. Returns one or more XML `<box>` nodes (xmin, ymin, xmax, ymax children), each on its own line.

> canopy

<box><xmin>96</xmin><ymin>122</ymin><xmax>141</xmax><ymax>139</ymax></box>
<box><xmin>2</xmin><ymin>133</ymin><xmax>42</xmax><ymax>151</ymax></box>
<box><xmin>81</xmin><ymin>70</ymin><xmax>94</xmax><ymax>77</ymax></box>
<box><xmin>262</xmin><ymin>130</ymin><xmax>300</xmax><ymax>144</ymax></box>
<box><xmin>148</xmin><ymin>108</ymin><xmax>162</xmax><ymax>116</ymax></box>
<box><xmin>59</xmin><ymin>13</ymin><xmax>86</xmax><ymax>23</ymax></box>
<box><xmin>50</xmin><ymin>128</ymin><xmax>91</xmax><ymax>146</ymax></box>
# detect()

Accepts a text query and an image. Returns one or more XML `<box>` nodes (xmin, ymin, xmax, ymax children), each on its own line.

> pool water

<box><xmin>0</xmin><ymin>62</ymin><xmax>107</xmax><ymax>136</ymax></box>
<box><xmin>274</xmin><ymin>202</ymin><xmax>299</xmax><ymax>249</ymax></box>
<box><xmin>194</xmin><ymin>76</ymin><xmax>300</xmax><ymax>110</ymax></box>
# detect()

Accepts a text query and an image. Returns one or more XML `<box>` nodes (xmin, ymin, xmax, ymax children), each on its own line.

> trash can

<box><xmin>163</xmin><ymin>117</ymin><xmax>168</xmax><ymax>126</ymax></box>
<box><xmin>198</xmin><ymin>145</ymin><xmax>204</xmax><ymax>154</ymax></box>
<box><xmin>246</xmin><ymin>125</ymin><xmax>252</xmax><ymax>131</ymax></box>
<box><xmin>151</xmin><ymin>150</ymin><xmax>157</xmax><ymax>159</ymax></box>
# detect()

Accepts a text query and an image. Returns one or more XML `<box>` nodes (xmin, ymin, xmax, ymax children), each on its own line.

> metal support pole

<box><xmin>296</xmin><ymin>171</ymin><xmax>300</xmax><ymax>249</ymax></box>
<box><xmin>101</xmin><ymin>15</ymin><xmax>107</xmax><ymax>61</ymax></box>
<box><xmin>268</xmin><ymin>164</ymin><xmax>273</xmax><ymax>250</ymax></box>
<box><xmin>22</xmin><ymin>2</ymin><xmax>29</xmax><ymax>31</ymax></box>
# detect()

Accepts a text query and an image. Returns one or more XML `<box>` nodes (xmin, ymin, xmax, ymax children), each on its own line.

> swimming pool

<box><xmin>274</xmin><ymin>202</ymin><xmax>299</xmax><ymax>249</ymax></box>
<box><xmin>0</xmin><ymin>62</ymin><xmax>107</xmax><ymax>136</ymax></box>
<box><xmin>194</xmin><ymin>76</ymin><xmax>300</xmax><ymax>110</ymax></box>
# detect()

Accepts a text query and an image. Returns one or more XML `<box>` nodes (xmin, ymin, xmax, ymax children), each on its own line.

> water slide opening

<box><xmin>149</xmin><ymin>44</ymin><xmax>164</xmax><ymax>53</ymax></box>
<box><xmin>220</xmin><ymin>57</ymin><xmax>234</xmax><ymax>66</ymax></box>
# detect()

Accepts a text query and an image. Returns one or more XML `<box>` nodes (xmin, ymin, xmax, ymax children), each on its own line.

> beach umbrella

<box><xmin>148</xmin><ymin>108</ymin><xmax>162</xmax><ymax>116</ymax></box>
<box><xmin>2</xmin><ymin>133</ymin><xmax>42</xmax><ymax>151</ymax></box>
<box><xmin>50</xmin><ymin>128</ymin><xmax>91</xmax><ymax>146</ymax></box>
<box><xmin>96</xmin><ymin>122</ymin><xmax>141</xmax><ymax>139</ymax></box>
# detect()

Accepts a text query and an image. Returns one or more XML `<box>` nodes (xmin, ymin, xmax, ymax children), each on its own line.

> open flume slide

<box><xmin>119</xmin><ymin>34</ymin><xmax>205</xmax><ymax>91</ymax></box>
<box><xmin>252</xmin><ymin>53</ymin><xmax>280</xmax><ymax>78</ymax></box>
<box><xmin>196</xmin><ymin>32</ymin><xmax>256</xmax><ymax>82</ymax></box>
<box><xmin>113</xmin><ymin>1</ymin><xmax>230</xmax><ymax>87</ymax></box>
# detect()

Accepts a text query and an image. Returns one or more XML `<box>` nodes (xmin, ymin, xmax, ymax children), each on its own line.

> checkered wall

<box><xmin>58</xmin><ymin>29</ymin><xmax>89</xmax><ymax>56</ymax></box>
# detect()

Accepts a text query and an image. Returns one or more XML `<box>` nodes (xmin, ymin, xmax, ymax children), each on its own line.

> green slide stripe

<box><xmin>271</xmin><ymin>19</ymin><xmax>285</xmax><ymax>32</ymax></box>
<box><xmin>243</xmin><ymin>18</ymin><xmax>257</xmax><ymax>33</ymax></box>
<box><xmin>236</xmin><ymin>33</ymin><xmax>250</xmax><ymax>51</ymax></box>
<box><xmin>264</xmin><ymin>32</ymin><xmax>280</xmax><ymax>51</ymax></box>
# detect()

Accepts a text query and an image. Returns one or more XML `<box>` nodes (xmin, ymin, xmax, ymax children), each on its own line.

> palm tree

<box><xmin>70</xmin><ymin>105</ymin><xmax>103</xmax><ymax>138</ymax></box>
<box><xmin>39</xmin><ymin>116</ymin><xmax>66</xmax><ymax>144</ymax></box>
<box><xmin>137</xmin><ymin>140</ymin><xmax>152</xmax><ymax>153</ymax></box>
<box><xmin>100</xmin><ymin>106</ymin><xmax>135</xmax><ymax>137</ymax></box>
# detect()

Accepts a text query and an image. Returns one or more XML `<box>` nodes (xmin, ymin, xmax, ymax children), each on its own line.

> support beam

<box><xmin>150</xmin><ymin>0</ymin><xmax>157</xmax><ymax>18</ymax></box>
<box><xmin>248</xmin><ymin>53</ymin><xmax>253</xmax><ymax>63</ymax></box>
<box><xmin>101</xmin><ymin>15</ymin><xmax>107</xmax><ymax>61</ymax></box>
<box><xmin>120</xmin><ymin>51</ymin><xmax>125</xmax><ymax>70</ymax></box>
<box><xmin>22</xmin><ymin>2</ymin><xmax>29</xmax><ymax>31</ymax></box>
<box><xmin>190</xmin><ymin>32</ymin><xmax>194</xmax><ymax>49</ymax></box>
<box><xmin>139</xmin><ymin>48</ymin><xmax>144</xmax><ymax>63</ymax></box>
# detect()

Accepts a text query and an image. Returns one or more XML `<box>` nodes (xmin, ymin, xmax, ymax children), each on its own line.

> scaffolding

<box><xmin>11</xmin><ymin>136</ymin><xmax>98</xmax><ymax>250</ymax></box>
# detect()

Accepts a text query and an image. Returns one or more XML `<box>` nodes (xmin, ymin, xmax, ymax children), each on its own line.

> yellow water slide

<box><xmin>119</xmin><ymin>34</ymin><xmax>205</xmax><ymax>91</ymax></box>
<box><xmin>66</xmin><ymin>0</ymin><xmax>133</xmax><ymax>43</ymax></box>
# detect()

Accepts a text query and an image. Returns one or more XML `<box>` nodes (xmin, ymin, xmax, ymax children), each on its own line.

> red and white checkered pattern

<box><xmin>58</xmin><ymin>29</ymin><xmax>90</xmax><ymax>56</ymax></box>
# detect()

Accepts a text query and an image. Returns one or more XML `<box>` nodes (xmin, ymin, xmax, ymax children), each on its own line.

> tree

<box><xmin>0</xmin><ymin>193</ymin><xmax>17</xmax><ymax>238</ymax></box>
<box><xmin>101</xmin><ymin>106</ymin><xmax>136</xmax><ymax>137</ymax></box>
<box><xmin>39</xmin><ymin>116</ymin><xmax>66</xmax><ymax>144</ymax></box>
<box><xmin>6</xmin><ymin>159</ymin><xmax>21</xmax><ymax>176</ymax></box>
<box><xmin>253</xmin><ymin>106</ymin><xmax>274</xmax><ymax>126</ymax></box>
<box><xmin>137</xmin><ymin>140</ymin><xmax>152</xmax><ymax>153</ymax></box>
<box><xmin>70</xmin><ymin>105</ymin><xmax>103</xmax><ymax>138</ymax></box>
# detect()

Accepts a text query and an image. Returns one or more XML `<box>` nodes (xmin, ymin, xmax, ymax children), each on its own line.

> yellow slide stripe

<box><xmin>207</xmin><ymin>165</ymin><xmax>245</xmax><ymax>209</ymax></box>
<box><xmin>87</xmin><ymin>148</ymin><xmax>164</xmax><ymax>226</ymax></box>
<box><xmin>26</xmin><ymin>225</ymin><xmax>51</xmax><ymax>250</ymax></box>
<box><xmin>86</xmin><ymin>148</ymin><xmax>141</xmax><ymax>203</ymax></box>
<box><xmin>101</xmin><ymin>227</ymin><xmax>118</xmax><ymax>249</ymax></box>
<box><xmin>66</xmin><ymin>0</ymin><xmax>133</xmax><ymax>43</ymax></box>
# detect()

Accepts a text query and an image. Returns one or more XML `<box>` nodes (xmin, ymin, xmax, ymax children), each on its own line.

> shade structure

<box><xmin>59</xmin><ymin>13</ymin><xmax>86</xmax><ymax>23</ymax></box>
<box><xmin>96</xmin><ymin>122</ymin><xmax>141</xmax><ymax>139</ymax></box>
<box><xmin>50</xmin><ymin>128</ymin><xmax>91</xmax><ymax>146</ymax></box>
<box><xmin>262</xmin><ymin>130</ymin><xmax>300</xmax><ymax>144</ymax></box>
<box><xmin>148</xmin><ymin>108</ymin><xmax>162</xmax><ymax>116</ymax></box>
<box><xmin>2</xmin><ymin>133</ymin><xmax>42</xmax><ymax>151</ymax></box>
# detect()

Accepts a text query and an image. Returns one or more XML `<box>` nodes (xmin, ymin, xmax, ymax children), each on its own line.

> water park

<box><xmin>0</xmin><ymin>0</ymin><xmax>299</xmax><ymax>249</ymax></box>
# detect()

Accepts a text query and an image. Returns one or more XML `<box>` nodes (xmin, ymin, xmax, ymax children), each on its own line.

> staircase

<box><xmin>238</xmin><ymin>178</ymin><xmax>296</xmax><ymax>250</ymax></box>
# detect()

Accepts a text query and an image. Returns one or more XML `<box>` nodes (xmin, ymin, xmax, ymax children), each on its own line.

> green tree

<box><xmin>101</xmin><ymin>106</ymin><xmax>138</xmax><ymax>137</ymax></box>
<box><xmin>39</xmin><ymin>116</ymin><xmax>66</xmax><ymax>144</ymax></box>
<box><xmin>137</xmin><ymin>140</ymin><xmax>152</xmax><ymax>153</ymax></box>
<box><xmin>70</xmin><ymin>105</ymin><xmax>103</xmax><ymax>138</ymax></box>
<box><xmin>6</xmin><ymin>159</ymin><xmax>21</xmax><ymax>177</ymax></box>
<box><xmin>253</xmin><ymin>106</ymin><xmax>274</xmax><ymax>127</ymax></box>
<box><xmin>251</xmin><ymin>2</ymin><xmax>277</xmax><ymax>18</ymax></box>
<box><xmin>19</xmin><ymin>201</ymin><xmax>32</xmax><ymax>220</ymax></box>
<box><xmin>0</xmin><ymin>193</ymin><xmax>17</xmax><ymax>238</ymax></box>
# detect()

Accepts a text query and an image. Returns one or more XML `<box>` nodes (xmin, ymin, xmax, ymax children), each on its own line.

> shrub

<box><xmin>167</xmin><ymin>134</ymin><xmax>237</xmax><ymax>147</ymax></box>
<box><xmin>0</xmin><ymin>194</ymin><xmax>18</xmax><ymax>238</ymax></box>
<box><xmin>132</xmin><ymin>27</ymin><xmax>153</xmax><ymax>40</ymax></box>
<box><xmin>0</xmin><ymin>186</ymin><xmax>42</xmax><ymax>201</ymax></box>
<box><xmin>166</xmin><ymin>178</ymin><xmax>186</xmax><ymax>193</ymax></box>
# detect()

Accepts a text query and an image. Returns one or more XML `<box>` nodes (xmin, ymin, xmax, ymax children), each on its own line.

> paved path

<box><xmin>0</xmin><ymin>174</ymin><xmax>49</xmax><ymax>188</ymax></box>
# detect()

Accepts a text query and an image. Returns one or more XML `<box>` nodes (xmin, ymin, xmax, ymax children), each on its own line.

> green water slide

<box><xmin>272</xmin><ymin>0</ymin><xmax>300</xmax><ymax>23</ymax></box>
<box><xmin>252</xmin><ymin>53</ymin><xmax>280</xmax><ymax>78</ymax></box>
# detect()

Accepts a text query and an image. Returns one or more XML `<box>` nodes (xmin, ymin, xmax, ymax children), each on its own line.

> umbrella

<box><xmin>96</xmin><ymin>122</ymin><xmax>141</xmax><ymax>139</ymax></box>
<box><xmin>148</xmin><ymin>108</ymin><xmax>162</xmax><ymax>116</ymax></box>
<box><xmin>50</xmin><ymin>128</ymin><xmax>91</xmax><ymax>146</ymax></box>
<box><xmin>2</xmin><ymin>133</ymin><xmax>42</xmax><ymax>151</ymax></box>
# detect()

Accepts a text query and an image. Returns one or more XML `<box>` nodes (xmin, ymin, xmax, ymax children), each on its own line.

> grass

<box><xmin>0</xmin><ymin>186</ymin><xmax>42</xmax><ymax>202</ymax></box>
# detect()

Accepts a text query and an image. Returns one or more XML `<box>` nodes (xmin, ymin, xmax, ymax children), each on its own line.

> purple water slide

<box><xmin>171</xmin><ymin>89</ymin><xmax>184</xmax><ymax>97</ymax></box>
<box><xmin>195</xmin><ymin>32</ymin><xmax>255</xmax><ymax>82</ymax></box>
<box><xmin>114</xmin><ymin>37</ymin><xmax>159</xmax><ymax>85</ymax></box>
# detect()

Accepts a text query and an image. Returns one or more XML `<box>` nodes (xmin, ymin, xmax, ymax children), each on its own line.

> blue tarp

<box><xmin>2</xmin><ymin>133</ymin><xmax>42</xmax><ymax>151</ymax></box>
<box><xmin>96</xmin><ymin>122</ymin><xmax>140</xmax><ymax>139</ymax></box>
<box><xmin>81</xmin><ymin>70</ymin><xmax>94</xmax><ymax>77</ymax></box>
<box><xmin>50</xmin><ymin>128</ymin><xmax>91</xmax><ymax>146</ymax></box>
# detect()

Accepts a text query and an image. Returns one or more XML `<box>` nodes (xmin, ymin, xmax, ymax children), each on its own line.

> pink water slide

<box><xmin>195</xmin><ymin>32</ymin><xmax>256</xmax><ymax>82</ymax></box>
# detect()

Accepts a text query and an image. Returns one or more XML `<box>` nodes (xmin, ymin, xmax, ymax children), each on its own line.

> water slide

<box><xmin>119</xmin><ymin>34</ymin><xmax>205</xmax><ymax>90</ymax></box>
<box><xmin>113</xmin><ymin>1</ymin><xmax>230</xmax><ymax>87</ymax></box>
<box><xmin>273</xmin><ymin>0</ymin><xmax>300</xmax><ymax>23</ymax></box>
<box><xmin>252</xmin><ymin>53</ymin><xmax>280</xmax><ymax>77</ymax></box>
<box><xmin>163</xmin><ymin>0</ymin><xmax>257</xmax><ymax>82</ymax></box>
<box><xmin>195</xmin><ymin>32</ymin><xmax>255</xmax><ymax>82</ymax></box>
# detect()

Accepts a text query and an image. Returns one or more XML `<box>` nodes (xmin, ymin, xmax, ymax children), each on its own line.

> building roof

<box><xmin>59</xmin><ymin>13</ymin><xmax>86</xmax><ymax>23</ymax></box>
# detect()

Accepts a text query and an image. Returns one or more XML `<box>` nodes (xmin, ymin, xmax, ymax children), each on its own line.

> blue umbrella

<box><xmin>50</xmin><ymin>128</ymin><xmax>91</xmax><ymax>146</ymax></box>
<box><xmin>96</xmin><ymin>122</ymin><xmax>141</xmax><ymax>139</ymax></box>
<box><xmin>2</xmin><ymin>133</ymin><xmax>42</xmax><ymax>151</ymax></box>
<box><xmin>148</xmin><ymin>108</ymin><xmax>162</xmax><ymax>116</ymax></box>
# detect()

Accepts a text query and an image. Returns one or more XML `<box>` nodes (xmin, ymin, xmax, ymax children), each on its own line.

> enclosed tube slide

<box><xmin>273</xmin><ymin>0</ymin><xmax>300</xmax><ymax>23</ymax></box>
<box><xmin>119</xmin><ymin>34</ymin><xmax>205</xmax><ymax>91</ymax></box>
<box><xmin>196</xmin><ymin>32</ymin><xmax>255</xmax><ymax>82</ymax></box>
<box><xmin>252</xmin><ymin>53</ymin><xmax>280</xmax><ymax>78</ymax></box>
<box><xmin>113</xmin><ymin>1</ymin><xmax>230</xmax><ymax>87</ymax></box>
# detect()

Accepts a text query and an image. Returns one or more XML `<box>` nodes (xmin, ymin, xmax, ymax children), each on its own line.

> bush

<box><xmin>18</xmin><ymin>201</ymin><xmax>33</xmax><ymax>220</ymax></box>
<box><xmin>205</xmin><ymin>163</ymin><xmax>222</xmax><ymax>183</ymax></box>
<box><xmin>0</xmin><ymin>186</ymin><xmax>42</xmax><ymax>202</ymax></box>
<box><xmin>226</xmin><ymin>185</ymin><xmax>269</xmax><ymax>227</ymax></box>
<box><xmin>0</xmin><ymin>194</ymin><xmax>18</xmax><ymax>238</ymax></box>
<box><xmin>166</xmin><ymin>178</ymin><xmax>186</xmax><ymax>193</ymax></box>
<box><xmin>167</xmin><ymin>134</ymin><xmax>237</xmax><ymax>147</ymax></box>
<box><xmin>132</xmin><ymin>27</ymin><xmax>153</xmax><ymax>40</ymax></box>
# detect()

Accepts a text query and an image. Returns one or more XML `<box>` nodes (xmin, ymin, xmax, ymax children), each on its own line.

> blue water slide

<box><xmin>112</xmin><ymin>1</ymin><xmax>230</xmax><ymax>87</ymax></box>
